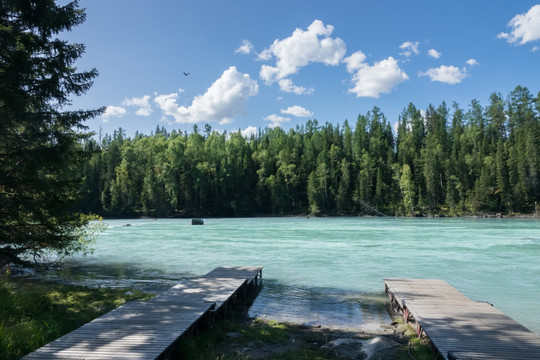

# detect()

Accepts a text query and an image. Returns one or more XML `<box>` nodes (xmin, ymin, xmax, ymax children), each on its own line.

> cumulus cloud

<box><xmin>102</xmin><ymin>105</ymin><xmax>126</xmax><ymax>122</ymax></box>
<box><xmin>241</xmin><ymin>125</ymin><xmax>258</xmax><ymax>138</ymax></box>
<box><xmin>346</xmin><ymin>56</ymin><xmax>409</xmax><ymax>98</ymax></box>
<box><xmin>235</xmin><ymin>39</ymin><xmax>253</xmax><ymax>54</ymax></box>
<box><xmin>428</xmin><ymin>49</ymin><xmax>441</xmax><ymax>59</ymax></box>
<box><xmin>257</xmin><ymin>49</ymin><xmax>272</xmax><ymax>61</ymax></box>
<box><xmin>123</xmin><ymin>95</ymin><xmax>152</xmax><ymax>116</ymax></box>
<box><xmin>419</xmin><ymin>65</ymin><xmax>467</xmax><ymax>84</ymax></box>
<box><xmin>154</xmin><ymin>66</ymin><xmax>258</xmax><ymax>125</ymax></box>
<box><xmin>278</xmin><ymin>79</ymin><xmax>314</xmax><ymax>94</ymax></box>
<box><xmin>154</xmin><ymin>93</ymin><xmax>180</xmax><ymax>119</ymax></box>
<box><xmin>264</xmin><ymin>114</ymin><xmax>290</xmax><ymax>128</ymax></box>
<box><xmin>466</xmin><ymin>58</ymin><xmax>479</xmax><ymax>66</ymax></box>
<box><xmin>259</xmin><ymin>19</ymin><xmax>346</xmax><ymax>86</ymax></box>
<box><xmin>399</xmin><ymin>41</ymin><xmax>420</xmax><ymax>57</ymax></box>
<box><xmin>281</xmin><ymin>105</ymin><xmax>313</xmax><ymax>117</ymax></box>
<box><xmin>344</xmin><ymin>51</ymin><xmax>367</xmax><ymax>73</ymax></box>
<box><xmin>498</xmin><ymin>5</ymin><xmax>540</xmax><ymax>45</ymax></box>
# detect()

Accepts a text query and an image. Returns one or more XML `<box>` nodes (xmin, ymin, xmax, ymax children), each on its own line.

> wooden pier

<box><xmin>23</xmin><ymin>266</ymin><xmax>263</xmax><ymax>359</ymax></box>
<box><xmin>384</xmin><ymin>278</ymin><xmax>540</xmax><ymax>360</ymax></box>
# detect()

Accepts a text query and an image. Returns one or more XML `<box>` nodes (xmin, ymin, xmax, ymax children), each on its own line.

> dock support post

<box><xmin>404</xmin><ymin>307</ymin><xmax>409</xmax><ymax>323</ymax></box>
<box><xmin>416</xmin><ymin>322</ymin><xmax>423</xmax><ymax>338</ymax></box>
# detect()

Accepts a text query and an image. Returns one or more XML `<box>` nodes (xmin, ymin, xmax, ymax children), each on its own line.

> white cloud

<box><xmin>347</xmin><ymin>57</ymin><xmax>409</xmax><ymax>98</ymax></box>
<box><xmin>392</xmin><ymin>120</ymin><xmax>400</xmax><ymax>136</ymax></box>
<box><xmin>428</xmin><ymin>49</ymin><xmax>441</xmax><ymax>59</ymax></box>
<box><xmin>498</xmin><ymin>5</ymin><xmax>540</xmax><ymax>45</ymax></box>
<box><xmin>281</xmin><ymin>105</ymin><xmax>313</xmax><ymax>118</ymax></box>
<box><xmin>259</xmin><ymin>19</ymin><xmax>346</xmax><ymax>85</ymax></box>
<box><xmin>399</xmin><ymin>41</ymin><xmax>420</xmax><ymax>57</ymax></box>
<box><xmin>123</xmin><ymin>95</ymin><xmax>152</xmax><ymax>116</ymax></box>
<box><xmin>135</xmin><ymin>108</ymin><xmax>151</xmax><ymax>116</ymax></box>
<box><xmin>264</xmin><ymin>114</ymin><xmax>290</xmax><ymax>128</ymax></box>
<box><xmin>260</xmin><ymin>65</ymin><xmax>280</xmax><ymax>84</ymax></box>
<box><xmin>533</xmin><ymin>45</ymin><xmax>539</xmax><ymax>52</ymax></box>
<box><xmin>154</xmin><ymin>66</ymin><xmax>258</xmax><ymax>125</ymax></box>
<box><xmin>278</xmin><ymin>79</ymin><xmax>314</xmax><ymax>94</ymax></box>
<box><xmin>102</xmin><ymin>105</ymin><xmax>126</xmax><ymax>122</ymax></box>
<box><xmin>419</xmin><ymin>65</ymin><xmax>467</xmax><ymax>84</ymax></box>
<box><xmin>257</xmin><ymin>49</ymin><xmax>272</xmax><ymax>61</ymax></box>
<box><xmin>235</xmin><ymin>39</ymin><xmax>253</xmax><ymax>54</ymax></box>
<box><xmin>344</xmin><ymin>51</ymin><xmax>367</xmax><ymax>73</ymax></box>
<box><xmin>241</xmin><ymin>125</ymin><xmax>258</xmax><ymax>138</ymax></box>
<box><xmin>154</xmin><ymin>93</ymin><xmax>180</xmax><ymax>119</ymax></box>
<box><xmin>466</xmin><ymin>58</ymin><xmax>479</xmax><ymax>66</ymax></box>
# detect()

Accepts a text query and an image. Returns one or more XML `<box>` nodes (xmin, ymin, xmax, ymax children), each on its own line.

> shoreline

<box><xmin>175</xmin><ymin>311</ymin><xmax>436</xmax><ymax>360</ymax></box>
<box><xmin>97</xmin><ymin>212</ymin><xmax>540</xmax><ymax>221</ymax></box>
<box><xmin>4</xmin><ymin>274</ymin><xmax>435</xmax><ymax>360</ymax></box>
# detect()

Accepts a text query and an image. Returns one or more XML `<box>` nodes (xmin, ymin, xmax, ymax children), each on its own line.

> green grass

<box><xmin>392</xmin><ymin>318</ymin><xmax>438</xmax><ymax>360</ymax></box>
<box><xmin>0</xmin><ymin>275</ymin><xmax>153</xmax><ymax>360</ymax></box>
<box><xmin>174</xmin><ymin>310</ymin><xmax>370</xmax><ymax>360</ymax></box>
<box><xmin>175</xmin><ymin>310</ymin><xmax>439</xmax><ymax>360</ymax></box>
<box><xmin>0</xmin><ymin>274</ymin><xmax>438</xmax><ymax>360</ymax></box>
<box><xmin>175</xmin><ymin>312</ymin><xmax>326</xmax><ymax>359</ymax></box>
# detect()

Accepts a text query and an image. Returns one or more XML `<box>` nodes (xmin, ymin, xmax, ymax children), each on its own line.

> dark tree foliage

<box><xmin>79</xmin><ymin>88</ymin><xmax>540</xmax><ymax>219</ymax></box>
<box><xmin>0</xmin><ymin>0</ymin><xmax>102</xmax><ymax>266</ymax></box>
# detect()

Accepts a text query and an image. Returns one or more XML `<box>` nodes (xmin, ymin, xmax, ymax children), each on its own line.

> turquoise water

<box><xmin>45</xmin><ymin>217</ymin><xmax>540</xmax><ymax>333</ymax></box>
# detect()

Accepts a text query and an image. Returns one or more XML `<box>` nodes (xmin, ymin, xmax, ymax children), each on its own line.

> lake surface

<box><xmin>36</xmin><ymin>217</ymin><xmax>540</xmax><ymax>333</ymax></box>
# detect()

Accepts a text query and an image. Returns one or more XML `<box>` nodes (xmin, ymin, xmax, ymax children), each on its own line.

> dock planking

<box><xmin>384</xmin><ymin>278</ymin><xmax>540</xmax><ymax>360</ymax></box>
<box><xmin>23</xmin><ymin>266</ymin><xmax>263</xmax><ymax>359</ymax></box>
<box><xmin>203</xmin><ymin>266</ymin><xmax>263</xmax><ymax>282</ymax></box>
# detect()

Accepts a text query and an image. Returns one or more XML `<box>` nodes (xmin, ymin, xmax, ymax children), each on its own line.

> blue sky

<box><xmin>62</xmin><ymin>1</ymin><xmax>540</xmax><ymax>138</ymax></box>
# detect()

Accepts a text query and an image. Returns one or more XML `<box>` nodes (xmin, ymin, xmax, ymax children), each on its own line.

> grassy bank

<box><xmin>0</xmin><ymin>275</ymin><xmax>153</xmax><ymax>359</ymax></box>
<box><xmin>1</xmin><ymin>274</ymin><xmax>436</xmax><ymax>360</ymax></box>
<box><xmin>174</xmin><ymin>311</ymin><xmax>436</xmax><ymax>360</ymax></box>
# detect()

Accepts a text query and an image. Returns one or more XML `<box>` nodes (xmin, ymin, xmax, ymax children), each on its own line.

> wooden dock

<box><xmin>23</xmin><ymin>266</ymin><xmax>263</xmax><ymax>359</ymax></box>
<box><xmin>384</xmin><ymin>278</ymin><xmax>540</xmax><ymax>360</ymax></box>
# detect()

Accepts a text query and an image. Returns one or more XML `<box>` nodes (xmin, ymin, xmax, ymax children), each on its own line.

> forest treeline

<box><xmin>78</xmin><ymin>86</ymin><xmax>540</xmax><ymax>217</ymax></box>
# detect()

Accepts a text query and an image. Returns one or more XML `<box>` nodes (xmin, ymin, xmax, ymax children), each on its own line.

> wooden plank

<box><xmin>203</xmin><ymin>266</ymin><xmax>262</xmax><ymax>283</ymax></box>
<box><xmin>384</xmin><ymin>278</ymin><xmax>540</xmax><ymax>360</ymax></box>
<box><xmin>23</xmin><ymin>266</ymin><xmax>262</xmax><ymax>359</ymax></box>
<box><xmin>23</xmin><ymin>301</ymin><xmax>212</xmax><ymax>359</ymax></box>
<box><xmin>157</xmin><ymin>278</ymin><xmax>247</xmax><ymax>312</ymax></box>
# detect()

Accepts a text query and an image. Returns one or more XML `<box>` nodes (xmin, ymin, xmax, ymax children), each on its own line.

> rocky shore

<box><xmin>175</xmin><ymin>313</ymin><xmax>436</xmax><ymax>360</ymax></box>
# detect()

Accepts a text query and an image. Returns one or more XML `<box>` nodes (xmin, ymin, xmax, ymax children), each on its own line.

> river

<box><xmin>33</xmin><ymin>217</ymin><xmax>540</xmax><ymax>334</ymax></box>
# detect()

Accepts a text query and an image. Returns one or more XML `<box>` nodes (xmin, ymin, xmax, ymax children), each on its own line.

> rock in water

<box><xmin>191</xmin><ymin>218</ymin><xmax>204</xmax><ymax>225</ymax></box>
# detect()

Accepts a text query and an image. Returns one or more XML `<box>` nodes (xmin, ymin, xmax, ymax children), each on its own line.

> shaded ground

<box><xmin>3</xmin><ymin>271</ymin><xmax>437</xmax><ymax>360</ymax></box>
<box><xmin>174</xmin><ymin>312</ymin><xmax>437</xmax><ymax>360</ymax></box>
<box><xmin>0</xmin><ymin>276</ymin><xmax>153</xmax><ymax>360</ymax></box>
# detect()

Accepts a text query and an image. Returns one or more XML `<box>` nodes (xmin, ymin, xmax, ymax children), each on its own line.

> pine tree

<box><xmin>0</xmin><ymin>1</ymin><xmax>102</xmax><ymax>266</ymax></box>
<box><xmin>399</xmin><ymin>164</ymin><xmax>415</xmax><ymax>216</ymax></box>
<box><xmin>422</xmin><ymin>104</ymin><xmax>448</xmax><ymax>212</ymax></box>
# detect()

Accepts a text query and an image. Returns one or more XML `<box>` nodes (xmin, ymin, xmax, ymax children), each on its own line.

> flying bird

<box><xmin>183</xmin><ymin>72</ymin><xmax>190</xmax><ymax>76</ymax></box>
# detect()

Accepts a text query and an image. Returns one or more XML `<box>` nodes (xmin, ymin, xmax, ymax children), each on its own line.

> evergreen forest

<box><xmin>78</xmin><ymin>86</ymin><xmax>540</xmax><ymax>218</ymax></box>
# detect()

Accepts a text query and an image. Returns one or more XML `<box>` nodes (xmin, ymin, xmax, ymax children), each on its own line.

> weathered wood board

<box><xmin>23</xmin><ymin>266</ymin><xmax>263</xmax><ymax>359</ymax></box>
<box><xmin>384</xmin><ymin>278</ymin><xmax>540</xmax><ymax>360</ymax></box>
